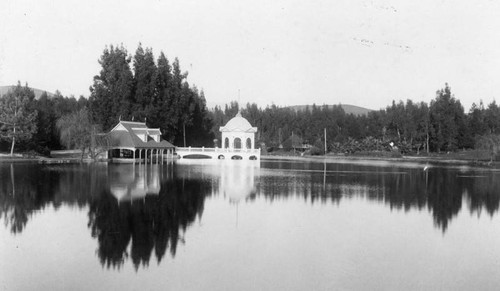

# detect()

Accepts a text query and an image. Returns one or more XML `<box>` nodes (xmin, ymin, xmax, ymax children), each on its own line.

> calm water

<box><xmin>1</xmin><ymin>158</ymin><xmax>499</xmax><ymax>290</ymax></box>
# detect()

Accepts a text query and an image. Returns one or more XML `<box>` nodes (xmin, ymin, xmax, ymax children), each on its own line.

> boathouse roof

<box><xmin>107</xmin><ymin>121</ymin><xmax>174</xmax><ymax>149</ymax></box>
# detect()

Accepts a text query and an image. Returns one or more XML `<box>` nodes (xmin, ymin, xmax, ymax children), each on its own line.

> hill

<box><xmin>206</xmin><ymin>102</ymin><xmax>373</xmax><ymax>116</ymax></box>
<box><xmin>0</xmin><ymin>85</ymin><xmax>55</xmax><ymax>99</ymax></box>
<box><xmin>288</xmin><ymin>104</ymin><xmax>373</xmax><ymax>116</ymax></box>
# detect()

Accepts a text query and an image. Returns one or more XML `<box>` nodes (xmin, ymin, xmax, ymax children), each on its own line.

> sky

<box><xmin>1</xmin><ymin>0</ymin><xmax>499</xmax><ymax>111</ymax></box>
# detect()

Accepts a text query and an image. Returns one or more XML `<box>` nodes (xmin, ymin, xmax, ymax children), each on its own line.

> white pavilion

<box><xmin>219</xmin><ymin>112</ymin><xmax>258</xmax><ymax>151</ymax></box>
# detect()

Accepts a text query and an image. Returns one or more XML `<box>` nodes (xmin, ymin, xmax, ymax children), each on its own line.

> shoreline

<box><xmin>261</xmin><ymin>153</ymin><xmax>500</xmax><ymax>168</ymax></box>
<box><xmin>1</xmin><ymin>152</ymin><xmax>498</xmax><ymax>168</ymax></box>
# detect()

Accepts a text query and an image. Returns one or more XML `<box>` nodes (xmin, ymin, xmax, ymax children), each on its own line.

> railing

<box><xmin>176</xmin><ymin>147</ymin><xmax>260</xmax><ymax>154</ymax></box>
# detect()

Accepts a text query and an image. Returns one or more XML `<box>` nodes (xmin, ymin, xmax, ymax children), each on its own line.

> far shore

<box><xmin>261</xmin><ymin>152</ymin><xmax>500</xmax><ymax>168</ymax></box>
<box><xmin>1</xmin><ymin>151</ymin><xmax>499</xmax><ymax>169</ymax></box>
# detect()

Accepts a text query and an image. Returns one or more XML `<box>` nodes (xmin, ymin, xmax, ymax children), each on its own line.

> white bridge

<box><xmin>176</xmin><ymin>147</ymin><xmax>260</xmax><ymax>160</ymax></box>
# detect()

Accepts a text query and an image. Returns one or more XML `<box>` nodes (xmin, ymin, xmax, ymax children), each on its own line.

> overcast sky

<box><xmin>1</xmin><ymin>0</ymin><xmax>499</xmax><ymax>110</ymax></box>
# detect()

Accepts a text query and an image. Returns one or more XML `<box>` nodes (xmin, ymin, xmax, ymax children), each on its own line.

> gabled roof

<box><xmin>108</xmin><ymin>121</ymin><xmax>174</xmax><ymax>149</ymax></box>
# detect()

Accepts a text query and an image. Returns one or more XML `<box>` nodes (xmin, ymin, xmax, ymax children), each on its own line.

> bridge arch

<box><xmin>182</xmin><ymin>154</ymin><xmax>212</xmax><ymax>159</ymax></box>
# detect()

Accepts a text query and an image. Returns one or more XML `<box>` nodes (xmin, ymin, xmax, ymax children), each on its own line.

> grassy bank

<box><xmin>262</xmin><ymin>149</ymin><xmax>500</xmax><ymax>168</ymax></box>
<box><xmin>0</xmin><ymin>152</ymin><xmax>82</xmax><ymax>163</ymax></box>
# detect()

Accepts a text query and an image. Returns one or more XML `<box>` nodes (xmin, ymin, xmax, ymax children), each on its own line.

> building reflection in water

<box><xmin>215</xmin><ymin>160</ymin><xmax>259</xmax><ymax>203</ymax></box>
<box><xmin>1</xmin><ymin>161</ymin><xmax>500</xmax><ymax>269</ymax></box>
<box><xmin>108</xmin><ymin>164</ymin><xmax>161</xmax><ymax>202</ymax></box>
<box><xmin>88</xmin><ymin>163</ymin><xmax>210</xmax><ymax>270</ymax></box>
<box><xmin>175</xmin><ymin>159</ymin><xmax>260</xmax><ymax>203</ymax></box>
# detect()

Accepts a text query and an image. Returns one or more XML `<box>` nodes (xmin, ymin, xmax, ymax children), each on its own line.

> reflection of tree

<box><xmin>0</xmin><ymin>163</ymin><xmax>106</xmax><ymax>233</ymax></box>
<box><xmin>88</xmin><ymin>175</ymin><xmax>210</xmax><ymax>270</ymax></box>
<box><xmin>260</xmin><ymin>162</ymin><xmax>500</xmax><ymax>232</ymax></box>
<box><xmin>0</xmin><ymin>163</ymin><xmax>211</xmax><ymax>270</ymax></box>
<box><xmin>1</xmin><ymin>160</ymin><xmax>500</xmax><ymax>249</ymax></box>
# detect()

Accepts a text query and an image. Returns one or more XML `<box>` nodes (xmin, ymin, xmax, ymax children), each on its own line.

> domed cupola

<box><xmin>220</xmin><ymin>111</ymin><xmax>257</xmax><ymax>133</ymax></box>
<box><xmin>219</xmin><ymin>111</ymin><xmax>258</xmax><ymax>150</ymax></box>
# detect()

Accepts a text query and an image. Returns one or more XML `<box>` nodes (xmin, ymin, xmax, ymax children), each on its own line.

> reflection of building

<box><xmin>218</xmin><ymin>160</ymin><xmax>259</xmax><ymax>203</ymax></box>
<box><xmin>106</xmin><ymin>121</ymin><xmax>175</xmax><ymax>163</ymax></box>
<box><xmin>175</xmin><ymin>159</ymin><xmax>259</xmax><ymax>202</ymax></box>
<box><xmin>108</xmin><ymin>164</ymin><xmax>161</xmax><ymax>201</ymax></box>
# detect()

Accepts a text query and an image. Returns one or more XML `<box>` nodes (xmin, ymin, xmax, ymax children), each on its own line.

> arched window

<box><xmin>234</xmin><ymin>138</ymin><xmax>242</xmax><ymax>149</ymax></box>
<box><xmin>246</xmin><ymin>138</ymin><xmax>252</xmax><ymax>149</ymax></box>
<box><xmin>224</xmin><ymin>137</ymin><xmax>229</xmax><ymax>149</ymax></box>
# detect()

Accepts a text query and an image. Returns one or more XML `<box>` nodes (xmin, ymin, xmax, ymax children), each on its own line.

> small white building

<box><xmin>219</xmin><ymin>112</ymin><xmax>258</xmax><ymax>151</ymax></box>
<box><xmin>175</xmin><ymin>112</ymin><xmax>260</xmax><ymax>160</ymax></box>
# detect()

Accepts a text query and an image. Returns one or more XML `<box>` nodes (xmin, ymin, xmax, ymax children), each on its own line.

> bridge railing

<box><xmin>176</xmin><ymin>147</ymin><xmax>260</xmax><ymax>154</ymax></box>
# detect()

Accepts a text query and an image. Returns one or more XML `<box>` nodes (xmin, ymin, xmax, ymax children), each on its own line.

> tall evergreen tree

<box><xmin>132</xmin><ymin>44</ymin><xmax>158</xmax><ymax>121</ymax></box>
<box><xmin>32</xmin><ymin>92</ymin><xmax>61</xmax><ymax>154</ymax></box>
<box><xmin>429</xmin><ymin>83</ymin><xmax>467</xmax><ymax>152</ymax></box>
<box><xmin>89</xmin><ymin>45</ymin><xmax>134</xmax><ymax>130</ymax></box>
<box><xmin>154</xmin><ymin>52</ymin><xmax>174</xmax><ymax>139</ymax></box>
<box><xmin>484</xmin><ymin>101</ymin><xmax>500</xmax><ymax>134</ymax></box>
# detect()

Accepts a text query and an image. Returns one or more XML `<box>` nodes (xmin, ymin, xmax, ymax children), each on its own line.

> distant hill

<box><xmin>0</xmin><ymin>85</ymin><xmax>55</xmax><ymax>99</ymax></box>
<box><xmin>289</xmin><ymin>104</ymin><xmax>373</xmax><ymax>116</ymax></box>
<box><xmin>206</xmin><ymin>101</ymin><xmax>373</xmax><ymax>116</ymax></box>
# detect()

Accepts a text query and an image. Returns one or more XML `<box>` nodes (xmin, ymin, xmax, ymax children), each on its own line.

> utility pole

<box><xmin>324</xmin><ymin>128</ymin><xmax>327</xmax><ymax>155</ymax></box>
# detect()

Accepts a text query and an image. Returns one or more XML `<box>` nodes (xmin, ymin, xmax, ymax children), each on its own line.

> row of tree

<box><xmin>0</xmin><ymin>82</ymin><xmax>88</xmax><ymax>155</ymax></box>
<box><xmin>1</xmin><ymin>45</ymin><xmax>500</xmax><ymax>158</ymax></box>
<box><xmin>210</xmin><ymin>84</ymin><xmax>500</xmax><ymax>157</ymax></box>
<box><xmin>88</xmin><ymin>44</ymin><xmax>213</xmax><ymax>146</ymax></box>
<box><xmin>0</xmin><ymin>44</ymin><xmax>214</xmax><ymax>155</ymax></box>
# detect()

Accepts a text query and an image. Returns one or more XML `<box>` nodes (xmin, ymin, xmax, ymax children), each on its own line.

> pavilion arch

<box><xmin>234</xmin><ymin>138</ymin><xmax>242</xmax><ymax>149</ymax></box>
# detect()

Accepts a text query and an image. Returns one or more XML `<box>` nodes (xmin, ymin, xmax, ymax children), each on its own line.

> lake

<box><xmin>1</xmin><ymin>158</ymin><xmax>499</xmax><ymax>290</ymax></box>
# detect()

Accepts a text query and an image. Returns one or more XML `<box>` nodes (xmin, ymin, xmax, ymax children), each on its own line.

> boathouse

<box><xmin>106</xmin><ymin>121</ymin><xmax>175</xmax><ymax>163</ymax></box>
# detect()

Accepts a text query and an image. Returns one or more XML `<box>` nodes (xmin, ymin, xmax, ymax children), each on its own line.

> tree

<box><xmin>475</xmin><ymin>134</ymin><xmax>500</xmax><ymax>163</ymax></box>
<box><xmin>484</xmin><ymin>101</ymin><xmax>500</xmax><ymax>134</ymax></box>
<box><xmin>32</xmin><ymin>91</ymin><xmax>61</xmax><ymax>154</ymax></box>
<box><xmin>56</xmin><ymin>108</ymin><xmax>93</xmax><ymax>160</ymax></box>
<box><xmin>468</xmin><ymin>101</ymin><xmax>487</xmax><ymax>137</ymax></box>
<box><xmin>89</xmin><ymin>45</ymin><xmax>134</xmax><ymax>131</ymax></box>
<box><xmin>429</xmin><ymin>83</ymin><xmax>467</xmax><ymax>152</ymax></box>
<box><xmin>131</xmin><ymin>44</ymin><xmax>157</xmax><ymax>121</ymax></box>
<box><xmin>0</xmin><ymin>82</ymin><xmax>38</xmax><ymax>155</ymax></box>
<box><xmin>154</xmin><ymin>52</ymin><xmax>174</xmax><ymax>140</ymax></box>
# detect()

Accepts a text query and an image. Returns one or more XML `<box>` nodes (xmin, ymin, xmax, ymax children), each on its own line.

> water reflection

<box><xmin>0</xmin><ymin>163</ymin><xmax>107</xmax><ymax>233</ymax></box>
<box><xmin>108</xmin><ymin>164</ymin><xmax>162</xmax><ymax>201</ymax></box>
<box><xmin>1</xmin><ymin>160</ymin><xmax>500</xmax><ymax>269</ymax></box>
<box><xmin>176</xmin><ymin>159</ymin><xmax>259</xmax><ymax>203</ymax></box>
<box><xmin>259</xmin><ymin>161</ymin><xmax>500</xmax><ymax>231</ymax></box>
<box><xmin>88</xmin><ymin>164</ymin><xmax>209</xmax><ymax>270</ymax></box>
